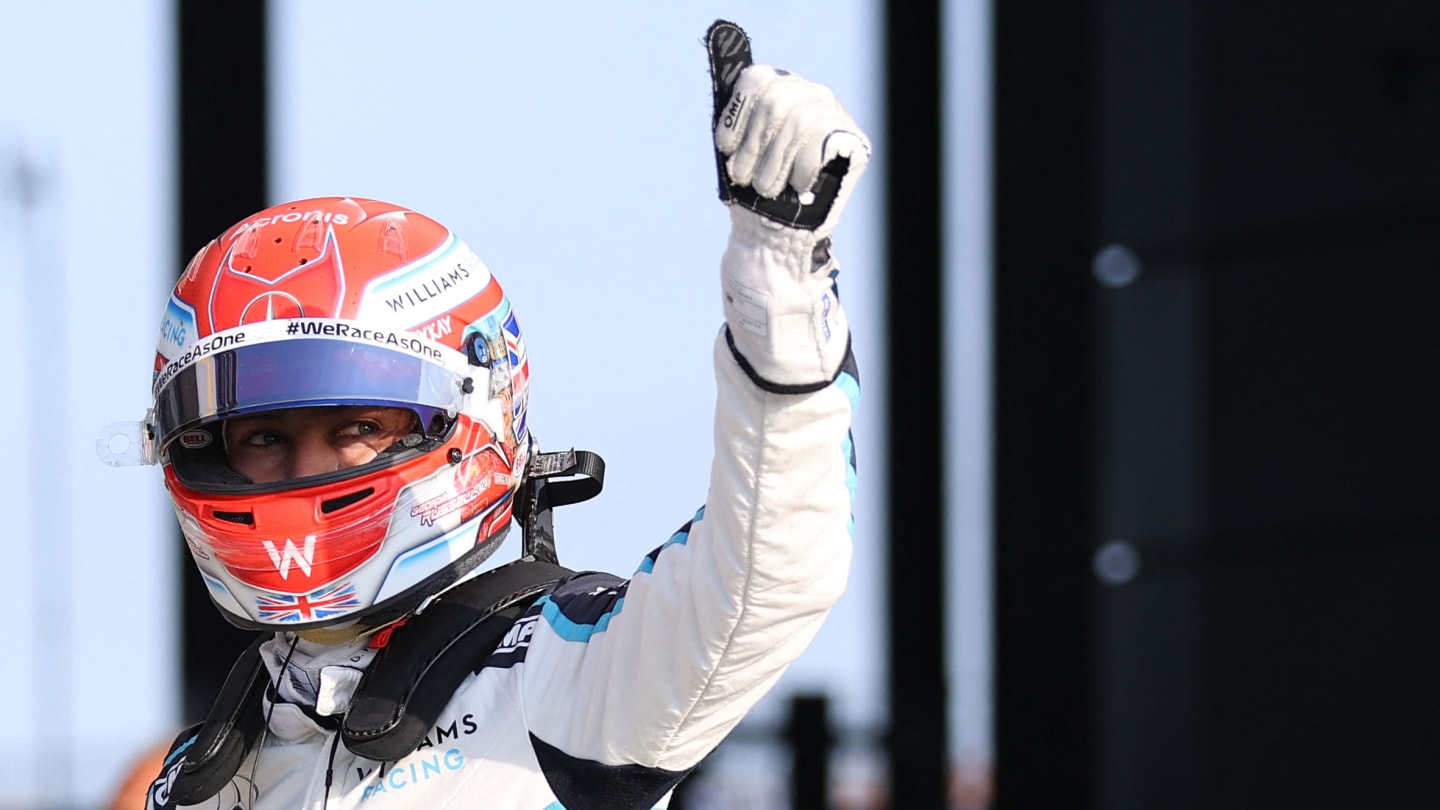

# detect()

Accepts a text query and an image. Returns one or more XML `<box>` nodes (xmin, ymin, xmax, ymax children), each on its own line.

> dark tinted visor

<box><xmin>153</xmin><ymin>338</ymin><xmax>466</xmax><ymax>452</ymax></box>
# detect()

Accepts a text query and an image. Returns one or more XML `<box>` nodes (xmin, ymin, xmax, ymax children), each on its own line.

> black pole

<box><xmin>176</xmin><ymin>0</ymin><xmax>269</xmax><ymax>722</ymax></box>
<box><xmin>992</xmin><ymin>0</ymin><xmax>1097</xmax><ymax>806</ymax></box>
<box><xmin>784</xmin><ymin>694</ymin><xmax>834</xmax><ymax>810</ymax></box>
<box><xmin>884</xmin><ymin>0</ymin><xmax>949</xmax><ymax>807</ymax></box>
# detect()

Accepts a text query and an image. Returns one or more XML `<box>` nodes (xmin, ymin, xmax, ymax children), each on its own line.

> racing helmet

<box><xmin>115</xmin><ymin>197</ymin><xmax>534</xmax><ymax>630</ymax></box>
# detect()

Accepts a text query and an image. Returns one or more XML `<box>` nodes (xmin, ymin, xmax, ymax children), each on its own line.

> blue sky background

<box><xmin>0</xmin><ymin>2</ymin><xmax>990</xmax><ymax>805</ymax></box>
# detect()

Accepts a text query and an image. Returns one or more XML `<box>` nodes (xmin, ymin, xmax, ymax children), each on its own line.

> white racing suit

<box><xmin>144</xmin><ymin>204</ymin><xmax>860</xmax><ymax>810</ymax></box>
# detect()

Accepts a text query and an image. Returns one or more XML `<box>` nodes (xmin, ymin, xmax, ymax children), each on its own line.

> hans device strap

<box><xmin>167</xmin><ymin>636</ymin><xmax>272</xmax><ymax>806</ymax></box>
<box><xmin>167</xmin><ymin>559</ymin><xmax>572</xmax><ymax>804</ymax></box>
<box><xmin>517</xmin><ymin>449</ymin><xmax>605</xmax><ymax>565</ymax></box>
<box><xmin>341</xmin><ymin>559</ymin><xmax>570</xmax><ymax>760</ymax></box>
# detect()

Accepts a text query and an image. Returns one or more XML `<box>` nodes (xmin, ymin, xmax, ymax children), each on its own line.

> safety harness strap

<box><xmin>166</xmin><ymin>558</ymin><xmax>573</xmax><ymax>804</ymax></box>
<box><xmin>168</xmin><ymin>635</ymin><xmax>272</xmax><ymax>806</ymax></box>
<box><xmin>341</xmin><ymin>558</ymin><xmax>571</xmax><ymax>760</ymax></box>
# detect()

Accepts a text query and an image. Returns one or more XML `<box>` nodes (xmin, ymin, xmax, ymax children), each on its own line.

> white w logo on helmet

<box><xmin>263</xmin><ymin>535</ymin><xmax>318</xmax><ymax>579</ymax></box>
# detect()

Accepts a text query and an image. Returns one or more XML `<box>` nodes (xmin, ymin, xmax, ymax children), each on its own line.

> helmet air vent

<box><xmin>233</xmin><ymin>224</ymin><xmax>261</xmax><ymax>259</ymax></box>
<box><xmin>213</xmin><ymin>510</ymin><xmax>255</xmax><ymax>525</ymax></box>
<box><xmin>295</xmin><ymin>216</ymin><xmax>325</xmax><ymax>252</ymax></box>
<box><xmin>379</xmin><ymin>217</ymin><xmax>406</xmax><ymax>259</ymax></box>
<box><xmin>322</xmin><ymin>488</ymin><xmax>375</xmax><ymax>514</ymax></box>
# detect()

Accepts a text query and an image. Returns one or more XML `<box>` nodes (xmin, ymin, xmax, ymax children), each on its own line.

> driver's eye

<box><xmin>240</xmin><ymin>431</ymin><xmax>285</xmax><ymax>448</ymax></box>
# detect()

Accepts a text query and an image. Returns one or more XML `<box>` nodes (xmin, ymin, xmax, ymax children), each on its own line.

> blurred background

<box><xmin>1</xmin><ymin>1</ymin><xmax>1436</xmax><ymax>809</ymax></box>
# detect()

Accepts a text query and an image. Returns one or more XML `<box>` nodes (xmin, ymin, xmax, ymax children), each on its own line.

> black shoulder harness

<box><xmin>167</xmin><ymin>558</ymin><xmax>571</xmax><ymax>805</ymax></box>
<box><xmin>341</xmin><ymin>557</ymin><xmax>571</xmax><ymax>760</ymax></box>
<box><xmin>166</xmin><ymin>449</ymin><xmax>603</xmax><ymax>806</ymax></box>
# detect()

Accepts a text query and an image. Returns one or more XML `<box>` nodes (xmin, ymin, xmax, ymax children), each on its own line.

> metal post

<box><xmin>883</xmin><ymin>0</ymin><xmax>950</xmax><ymax>806</ymax></box>
<box><xmin>785</xmin><ymin>693</ymin><xmax>834</xmax><ymax>810</ymax></box>
<box><xmin>176</xmin><ymin>0</ymin><xmax>270</xmax><ymax>721</ymax></box>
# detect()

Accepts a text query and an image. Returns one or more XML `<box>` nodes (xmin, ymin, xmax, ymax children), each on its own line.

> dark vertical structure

<box><xmin>784</xmin><ymin>694</ymin><xmax>833</xmax><ymax>810</ymax></box>
<box><xmin>177</xmin><ymin>0</ymin><xmax>269</xmax><ymax>722</ymax></box>
<box><xmin>995</xmin><ymin>2</ymin><xmax>1440</xmax><ymax>808</ymax></box>
<box><xmin>884</xmin><ymin>0</ymin><xmax>950</xmax><ymax>807</ymax></box>
<box><xmin>992</xmin><ymin>0</ymin><xmax>1097</xmax><ymax>805</ymax></box>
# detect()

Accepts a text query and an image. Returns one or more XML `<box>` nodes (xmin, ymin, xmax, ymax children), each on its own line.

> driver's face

<box><xmin>223</xmin><ymin>405</ymin><xmax>417</xmax><ymax>484</ymax></box>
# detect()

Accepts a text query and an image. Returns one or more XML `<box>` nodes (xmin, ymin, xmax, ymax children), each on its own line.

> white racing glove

<box><xmin>705</xmin><ymin>20</ymin><xmax>870</xmax><ymax>387</ymax></box>
<box><xmin>714</xmin><ymin>64</ymin><xmax>871</xmax><ymax>239</ymax></box>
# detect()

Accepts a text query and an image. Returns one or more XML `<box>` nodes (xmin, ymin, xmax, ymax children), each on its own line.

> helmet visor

<box><xmin>153</xmin><ymin>332</ymin><xmax>469</xmax><ymax>454</ymax></box>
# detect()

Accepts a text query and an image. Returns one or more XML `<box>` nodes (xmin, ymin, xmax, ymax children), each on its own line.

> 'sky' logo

<box><xmin>263</xmin><ymin>534</ymin><xmax>318</xmax><ymax>579</ymax></box>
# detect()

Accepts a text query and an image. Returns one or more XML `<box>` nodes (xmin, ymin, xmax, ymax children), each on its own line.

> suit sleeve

<box><xmin>521</xmin><ymin>206</ymin><xmax>858</xmax><ymax>773</ymax></box>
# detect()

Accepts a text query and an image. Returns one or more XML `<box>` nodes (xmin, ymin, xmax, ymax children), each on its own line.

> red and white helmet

<box><xmin>104</xmin><ymin>197</ymin><xmax>533</xmax><ymax>630</ymax></box>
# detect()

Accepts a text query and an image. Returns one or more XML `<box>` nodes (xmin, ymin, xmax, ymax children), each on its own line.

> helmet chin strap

<box><xmin>293</xmin><ymin>615</ymin><xmax>406</xmax><ymax>646</ymax></box>
<box><xmin>293</xmin><ymin>624</ymin><xmax>366</xmax><ymax>645</ymax></box>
